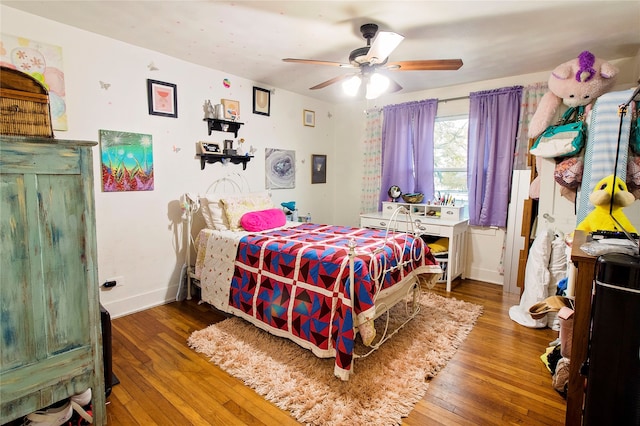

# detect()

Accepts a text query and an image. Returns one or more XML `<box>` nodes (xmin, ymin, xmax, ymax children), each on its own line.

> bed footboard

<box><xmin>342</xmin><ymin>206</ymin><xmax>442</xmax><ymax>378</ymax></box>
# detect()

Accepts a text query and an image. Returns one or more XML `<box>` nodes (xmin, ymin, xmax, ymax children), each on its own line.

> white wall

<box><xmin>3</xmin><ymin>6</ymin><xmax>639</xmax><ymax>316</ymax></box>
<box><xmin>2</xmin><ymin>6</ymin><xmax>335</xmax><ymax>317</ymax></box>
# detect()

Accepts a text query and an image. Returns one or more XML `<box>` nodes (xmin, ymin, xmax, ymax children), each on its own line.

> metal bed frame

<box><xmin>182</xmin><ymin>175</ymin><xmax>440</xmax><ymax>378</ymax></box>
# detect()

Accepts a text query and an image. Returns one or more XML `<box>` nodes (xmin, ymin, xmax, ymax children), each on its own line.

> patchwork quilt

<box><xmin>195</xmin><ymin>223</ymin><xmax>440</xmax><ymax>379</ymax></box>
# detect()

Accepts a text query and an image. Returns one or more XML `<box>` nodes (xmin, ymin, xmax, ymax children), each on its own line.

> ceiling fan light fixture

<box><xmin>284</xmin><ymin>23</ymin><xmax>462</xmax><ymax>98</ymax></box>
<box><xmin>366</xmin><ymin>73</ymin><xmax>390</xmax><ymax>99</ymax></box>
<box><xmin>342</xmin><ymin>75</ymin><xmax>362</xmax><ymax>96</ymax></box>
<box><xmin>366</xmin><ymin>31</ymin><xmax>404</xmax><ymax>65</ymax></box>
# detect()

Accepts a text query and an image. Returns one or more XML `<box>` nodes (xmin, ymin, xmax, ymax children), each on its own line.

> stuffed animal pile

<box><xmin>528</xmin><ymin>51</ymin><xmax>619</xmax><ymax>139</ymax></box>
<box><xmin>528</xmin><ymin>51</ymin><xmax>619</xmax><ymax>202</ymax></box>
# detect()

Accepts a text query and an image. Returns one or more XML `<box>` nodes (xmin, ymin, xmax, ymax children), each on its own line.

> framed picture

<box><xmin>199</xmin><ymin>142</ymin><xmax>220</xmax><ymax>154</ymax></box>
<box><xmin>311</xmin><ymin>154</ymin><xmax>327</xmax><ymax>184</ymax></box>
<box><xmin>100</xmin><ymin>129</ymin><xmax>154</xmax><ymax>191</ymax></box>
<box><xmin>221</xmin><ymin>99</ymin><xmax>240</xmax><ymax>120</ymax></box>
<box><xmin>253</xmin><ymin>87</ymin><xmax>270</xmax><ymax>116</ymax></box>
<box><xmin>303</xmin><ymin>109</ymin><xmax>315</xmax><ymax>127</ymax></box>
<box><xmin>265</xmin><ymin>148</ymin><xmax>295</xmax><ymax>189</ymax></box>
<box><xmin>147</xmin><ymin>79</ymin><xmax>177</xmax><ymax>118</ymax></box>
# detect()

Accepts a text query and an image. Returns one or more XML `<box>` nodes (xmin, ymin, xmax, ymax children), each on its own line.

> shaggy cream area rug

<box><xmin>188</xmin><ymin>291</ymin><xmax>482</xmax><ymax>425</ymax></box>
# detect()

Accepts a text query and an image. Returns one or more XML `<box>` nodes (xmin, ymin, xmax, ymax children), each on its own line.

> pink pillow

<box><xmin>240</xmin><ymin>208</ymin><xmax>286</xmax><ymax>232</ymax></box>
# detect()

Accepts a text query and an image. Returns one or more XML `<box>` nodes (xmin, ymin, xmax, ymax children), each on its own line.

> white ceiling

<box><xmin>4</xmin><ymin>1</ymin><xmax>640</xmax><ymax>103</ymax></box>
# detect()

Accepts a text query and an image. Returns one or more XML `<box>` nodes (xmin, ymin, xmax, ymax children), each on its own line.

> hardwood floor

<box><xmin>107</xmin><ymin>280</ymin><xmax>566</xmax><ymax>425</ymax></box>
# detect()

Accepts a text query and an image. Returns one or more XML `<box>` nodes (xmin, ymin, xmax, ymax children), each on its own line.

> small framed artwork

<box><xmin>253</xmin><ymin>87</ymin><xmax>270</xmax><ymax>116</ymax></box>
<box><xmin>311</xmin><ymin>154</ymin><xmax>327</xmax><ymax>184</ymax></box>
<box><xmin>265</xmin><ymin>148</ymin><xmax>296</xmax><ymax>189</ymax></box>
<box><xmin>303</xmin><ymin>109</ymin><xmax>315</xmax><ymax>127</ymax></box>
<box><xmin>221</xmin><ymin>99</ymin><xmax>240</xmax><ymax>120</ymax></box>
<box><xmin>147</xmin><ymin>79</ymin><xmax>177</xmax><ymax>118</ymax></box>
<box><xmin>199</xmin><ymin>142</ymin><xmax>220</xmax><ymax>154</ymax></box>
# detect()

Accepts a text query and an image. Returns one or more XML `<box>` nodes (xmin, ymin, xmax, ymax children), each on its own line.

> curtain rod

<box><xmin>364</xmin><ymin>95</ymin><xmax>469</xmax><ymax>114</ymax></box>
<box><xmin>438</xmin><ymin>95</ymin><xmax>469</xmax><ymax>103</ymax></box>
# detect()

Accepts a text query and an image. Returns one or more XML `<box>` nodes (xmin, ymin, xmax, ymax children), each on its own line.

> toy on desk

<box><xmin>281</xmin><ymin>201</ymin><xmax>295</xmax><ymax>212</ymax></box>
<box><xmin>576</xmin><ymin>175</ymin><xmax>638</xmax><ymax>234</ymax></box>
<box><xmin>281</xmin><ymin>201</ymin><xmax>298</xmax><ymax>222</ymax></box>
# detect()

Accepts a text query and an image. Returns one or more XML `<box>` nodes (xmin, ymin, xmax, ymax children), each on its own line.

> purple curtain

<box><xmin>468</xmin><ymin>86</ymin><xmax>523</xmax><ymax>227</ymax></box>
<box><xmin>379</xmin><ymin>99</ymin><xmax>438</xmax><ymax>208</ymax></box>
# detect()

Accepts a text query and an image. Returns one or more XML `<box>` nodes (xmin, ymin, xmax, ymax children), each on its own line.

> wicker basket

<box><xmin>401</xmin><ymin>193</ymin><xmax>424</xmax><ymax>203</ymax></box>
<box><xmin>0</xmin><ymin>66</ymin><xmax>53</xmax><ymax>138</ymax></box>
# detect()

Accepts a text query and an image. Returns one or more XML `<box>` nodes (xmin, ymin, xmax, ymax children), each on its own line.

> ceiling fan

<box><xmin>283</xmin><ymin>23</ymin><xmax>463</xmax><ymax>98</ymax></box>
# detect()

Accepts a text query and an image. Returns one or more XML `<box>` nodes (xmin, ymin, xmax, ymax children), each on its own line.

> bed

<box><xmin>183</xmin><ymin>177</ymin><xmax>442</xmax><ymax>380</ymax></box>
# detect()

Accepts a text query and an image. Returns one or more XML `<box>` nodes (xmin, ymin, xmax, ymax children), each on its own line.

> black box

<box><xmin>583</xmin><ymin>253</ymin><xmax>640</xmax><ymax>425</ymax></box>
<box><xmin>100</xmin><ymin>304</ymin><xmax>119</xmax><ymax>397</ymax></box>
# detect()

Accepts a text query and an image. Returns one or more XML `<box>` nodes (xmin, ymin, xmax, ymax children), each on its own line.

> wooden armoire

<box><xmin>0</xmin><ymin>136</ymin><xmax>106</xmax><ymax>424</ymax></box>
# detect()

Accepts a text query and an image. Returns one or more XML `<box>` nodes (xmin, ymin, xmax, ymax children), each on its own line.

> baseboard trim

<box><xmin>102</xmin><ymin>285</ymin><xmax>179</xmax><ymax>319</ymax></box>
<box><xmin>466</xmin><ymin>267</ymin><xmax>503</xmax><ymax>285</ymax></box>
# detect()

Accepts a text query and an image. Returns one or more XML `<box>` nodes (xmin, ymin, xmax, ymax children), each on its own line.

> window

<box><xmin>433</xmin><ymin>116</ymin><xmax>468</xmax><ymax>204</ymax></box>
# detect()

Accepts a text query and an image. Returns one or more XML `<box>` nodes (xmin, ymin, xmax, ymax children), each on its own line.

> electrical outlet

<box><xmin>102</xmin><ymin>276</ymin><xmax>124</xmax><ymax>289</ymax></box>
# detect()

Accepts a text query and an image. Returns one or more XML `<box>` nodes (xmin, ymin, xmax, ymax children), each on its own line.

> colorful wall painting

<box><xmin>0</xmin><ymin>33</ymin><xmax>68</xmax><ymax>130</ymax></box>
<box><xmin>265</xmin><ymin>148</ymin><xmax>295</xmax><ymax>189</ymax></box>
<box><xmin>100</xmin><ymin>130</ymin><xmax>154</xmax><ymax>192</ymax></box>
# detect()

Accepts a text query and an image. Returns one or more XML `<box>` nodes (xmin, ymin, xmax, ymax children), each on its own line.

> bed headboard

<box><xmin>183</xmin><ymin>173</ymin><xmax>258</xmax><ymax>299</ymax></box>
<box><xmin>205</xmin><ymin>172</ymin><xmax>252</xmax><ymax>195</ymax></box>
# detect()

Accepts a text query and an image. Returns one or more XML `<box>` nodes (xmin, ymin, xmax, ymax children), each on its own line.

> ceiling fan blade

<box><xmin>387</xmin><ymin>59</ymin><xmax>463</xmax><ymax>71</ymax></box>
<box><xmin>283</xmin><ymin>58</ymin><xmax>351</xmax><ymax>67</ymax></box>
<box><xmin>309</xmin><ymin>74</ymin><xmax>353</xmax><ymax>90</ymax></box>
<box><xmin>364</xmin><ymin>31</ymin><xmax>404</xmax><ymax>65</ymax></box>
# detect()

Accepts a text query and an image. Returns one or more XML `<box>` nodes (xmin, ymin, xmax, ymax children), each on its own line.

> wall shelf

<box><xmin>204</xmin><ymin>118</ymin><xmax>244</xmax><ymax>137</ymax></box>
<box><xmin>197</xmin><ymin>153</ymin><xmax>253</xmax><ymax>170</ymax></box>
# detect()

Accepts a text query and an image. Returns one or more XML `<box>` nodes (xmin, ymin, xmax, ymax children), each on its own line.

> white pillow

<box><xmin>220</xmin><ymin>192</ymin><xmax>274</xmax><ymax>231</ymax></box>
<box><xmin>200</xmin><ymin>192</ymin><xmax>273</xmax><ymax>231</ymax></box>
<box><xmin>199</xmin><ymin>194</ymin><xmax>230</xmax><ymax>230</ymax></box>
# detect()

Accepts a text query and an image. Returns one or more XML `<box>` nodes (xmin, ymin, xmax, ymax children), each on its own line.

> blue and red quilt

<box><xmin>222</xmin><ymin>223</ymin><xmax>439</xmax><ymax>379</ymax></box>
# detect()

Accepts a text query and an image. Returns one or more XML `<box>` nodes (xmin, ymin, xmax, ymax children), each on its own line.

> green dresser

<box><xmin>0</xmin><ymin>136</ymin><xmax>106</xmax><ymax>424</ymax></box>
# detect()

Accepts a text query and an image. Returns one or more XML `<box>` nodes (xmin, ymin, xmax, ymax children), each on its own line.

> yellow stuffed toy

<box><xmin>576</xmin><ymin>175</ymin><xmax>638</xmax><ymax>233</ymax></box>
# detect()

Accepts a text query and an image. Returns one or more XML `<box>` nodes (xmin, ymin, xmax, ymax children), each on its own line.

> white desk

<box><xmin>360</xmin><ymin>211</ymin><xmax>468</xmax><ymax>292</ymax></box>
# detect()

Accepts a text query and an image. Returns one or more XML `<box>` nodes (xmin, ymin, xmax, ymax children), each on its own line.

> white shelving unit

<box><xmin>381</xmin><ymin>201</ymin><xmax>465</xmax><ymax>220</ymax></box>
<box><xmin>361</xmin><ymin>203</ymin><xmax>468</xmax><ymax>292</ymax></box>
